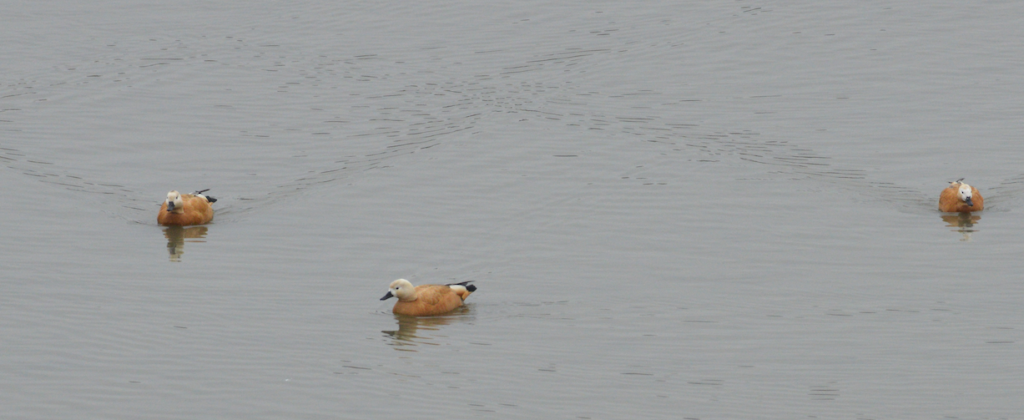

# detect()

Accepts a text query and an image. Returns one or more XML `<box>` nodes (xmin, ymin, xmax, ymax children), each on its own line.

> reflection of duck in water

<box><xmin>380</xmin><ymin>279</ymin><xmax>477</xmax><ymax>316</ymax></box>
<box><xmin>382</xmin><ymin>311</ymin><xmax>470</xmax><ymax>348</ymax></box>
<box><xmin>163</xmin><ymin>226</ymin><xmax>209</xmax><ymax>262</ymax></box>
<box><xmin>939</xmin><ymin>179</ymin><xmax>984</xmax><ymax>213</ymax></box>
<box><xmin>941</xmin><ymin>213</ymin><xmax>982</xmax><ymax>227</ymax></box>
<box><xmin>940</xmin><ymin>213</ymin><xmax>981</xmax><ymax>242</ymax></box>
<box><xmin>158</xmin><ymin>189</ymin><xmax>217</xmax><ymax>226</ymax></box>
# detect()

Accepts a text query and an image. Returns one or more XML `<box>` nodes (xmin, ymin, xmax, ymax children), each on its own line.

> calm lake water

<box><xmin>3</xmin><ymin>1</ymin><xmax>1023</xmax><ymax>419</ymax></box>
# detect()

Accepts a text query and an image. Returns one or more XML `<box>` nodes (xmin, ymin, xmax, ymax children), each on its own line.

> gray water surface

<box><xmin>3</xmin><ymin>1</ymin><xmax>1024</xmax><ymax>419</ymax></box>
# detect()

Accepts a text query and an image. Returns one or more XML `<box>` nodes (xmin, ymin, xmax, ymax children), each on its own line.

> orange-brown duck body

<box><xmin>938</xmin><ymin>179</ymin><xmax>983</xmax><ymax>213</ymax></box>
<box><xmin>380</xmin><ymin>279</ymin><xmax>477</xmax><ymax>316</ymax></box>
<box><xmin>158</xmin><ymin>189</ymin><xmax>217</xmax><ymax>226</ymax></box>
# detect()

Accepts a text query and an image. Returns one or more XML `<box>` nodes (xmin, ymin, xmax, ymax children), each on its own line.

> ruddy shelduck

<box><xmin>380</xmin><ymin>279</ymin><xmax>477</xmax><ymax>316</ymax></box>
<box><xmin>157</xmin><ymin>189</ymin><xmax>217</xmax><ymax>226</ymax></box>
<box><xmin>939</xmin><ymin>179</ymin><xmax>984</xmax><ymax>213</ymax></box>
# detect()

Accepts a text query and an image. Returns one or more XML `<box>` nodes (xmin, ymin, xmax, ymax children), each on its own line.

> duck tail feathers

<box><xmin>192</xmin><ymin>189</ymin><xmax>217</xmax><ymax>203</ymax></box>
<box><xmin>447</xmin><ymin>280</ymin><xmax>477</xmax><ymax>292</ymax></box>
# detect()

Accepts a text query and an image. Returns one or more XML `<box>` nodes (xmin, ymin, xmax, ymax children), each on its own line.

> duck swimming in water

<box><xmin>939</xmin><ymin>179</ymin><xmax>983</xmax><ymax>213</ymax></box>
<box><xmin>380</xmin><ymin>279</ymin><xmax>477</xmax><ymax>316</ymax></box>
<box><xmin>158</xmin><ymin>189</ymin><xmax>217</xmax><ymax>226</ymax></box>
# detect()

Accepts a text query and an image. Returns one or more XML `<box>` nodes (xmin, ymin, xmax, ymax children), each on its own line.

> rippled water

<box><xmin>3</xmin><ymin>1</ymin><xmax>1024</xmax><ymax>419</ymax></box>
